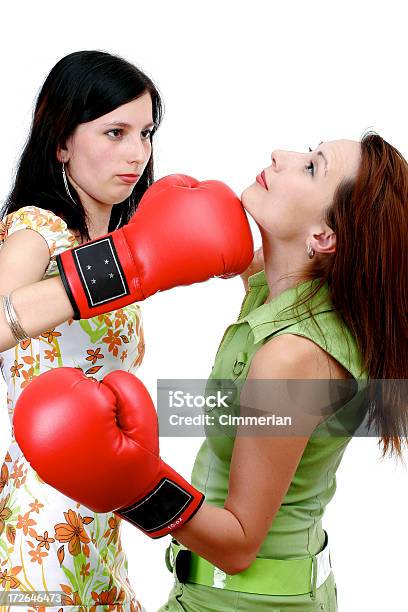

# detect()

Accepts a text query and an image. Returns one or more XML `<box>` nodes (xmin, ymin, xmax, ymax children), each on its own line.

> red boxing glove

<box><xmin>57</xmin><ymin>174</ymin><xmax>253</xmax><ymax>319</ymax></box>
<box><xmin>13</xmin><ymin>368</ymin><xmax>203</xmax><ymax>538</ymax></box>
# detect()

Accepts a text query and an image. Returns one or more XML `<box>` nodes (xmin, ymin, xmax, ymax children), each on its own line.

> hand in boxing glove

<box><xmin>13</xmin><ymin>368</ymin><xmax>203</xmax><ymax>538</ymax></box>
<box><xmin>57</xmin><ymin>174</ymin><xmax>254</xmax><ymax>319</ymax></box>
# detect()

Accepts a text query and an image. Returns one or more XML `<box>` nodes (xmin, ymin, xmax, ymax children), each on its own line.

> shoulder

<box><xmin>2</xmin><ymin>205</ymin><xmax>68</xmax><ymax>233</ymax></box>
<box><xmin>1</xmin><ymin>205</ymin><xmax>75</xmax><ymax>257</ymax></box>
<box><xmin>249</xmin><ymin>333</ymin><xmax>351</xmax><ymax>380</ymax></box>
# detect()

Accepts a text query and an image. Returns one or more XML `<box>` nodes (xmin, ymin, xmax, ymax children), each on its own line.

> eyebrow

<box><xmin>102</xmin><ymin>121</ymin><xmax>155</xmax><ymax>129</ymax></box>
<box><xmin>316</xmin><ymin>151</ymin><xmax>328</xmax><ymax>176</ymax></box>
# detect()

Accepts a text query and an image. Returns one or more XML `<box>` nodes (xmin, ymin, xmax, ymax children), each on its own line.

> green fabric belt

<box><xmin>166</xmin><ymin>540</ymin><xmax>321</xmax><ymax>596</ymax></box>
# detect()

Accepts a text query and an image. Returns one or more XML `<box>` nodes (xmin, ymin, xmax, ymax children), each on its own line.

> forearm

<box><xmin>171</xmin><ymin>501</ymin><xmax>253</xmax><ymax>575</ymax></box>
<box><xmin>0</xmin><ymin>276</ymin><xmax>74</xmax><ymax>351</ymax></box>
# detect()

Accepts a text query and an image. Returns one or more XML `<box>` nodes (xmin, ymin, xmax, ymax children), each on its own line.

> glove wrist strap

<box><xmin>117</xmin><ymin>463</ymin><xmax>204</xmax><ymax>539</ymax></box>
<box><xmin>56</xmin><ymin>231</ymin><xmax>142</xmax><ymax>319</ymax></box>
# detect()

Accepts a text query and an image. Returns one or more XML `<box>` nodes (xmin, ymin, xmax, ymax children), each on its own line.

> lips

<box><xmin>117</xmin><ymin>174</ymin><xmax>140</xmax><ymax>184</ymax></box>
<box><xmin>256</xmin><ymin>170</ymin><xmax>268</xmax><ymax>190</ymax></box>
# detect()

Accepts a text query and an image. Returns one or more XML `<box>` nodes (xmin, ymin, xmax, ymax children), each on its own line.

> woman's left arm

<box><xmin>172</xmin><ymin>333</ymin><xmax>345</xmax><ymax>574</ymax></box>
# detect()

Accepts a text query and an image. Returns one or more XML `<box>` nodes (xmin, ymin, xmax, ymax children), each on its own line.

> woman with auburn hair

<box><xmin>156</xmin><ymin>132</ymin><xmax>408</xmax><ymax>610</ymax></box>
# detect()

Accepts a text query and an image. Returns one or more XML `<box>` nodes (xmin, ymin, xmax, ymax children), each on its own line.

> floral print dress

<box><xmin>0</xmin><ymin>206</ymin><xmax>146</xmax><ymax>612</ymax></box>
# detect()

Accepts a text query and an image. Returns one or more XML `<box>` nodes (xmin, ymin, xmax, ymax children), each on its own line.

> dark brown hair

<box><xmin>298</xmin><ymin>132</ymin><xmax>408</xmax><ymax>459</ymax></box>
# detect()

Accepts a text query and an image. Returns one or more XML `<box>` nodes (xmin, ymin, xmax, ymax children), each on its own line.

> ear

<box><xmin>56</xmin><ymin>143</ymin><xmax>69</xmax><ymax>164</ymax></box>
<box><xmin>308</xmin><ymin>228</ymin><xmax>336</xmax><ymax>255</ymax></box>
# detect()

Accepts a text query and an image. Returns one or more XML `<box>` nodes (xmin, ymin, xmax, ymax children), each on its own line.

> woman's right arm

<box><xmin>0</xmin><ymin>229</ymin><xmax>74</xmax><ymax>352</ymax></box>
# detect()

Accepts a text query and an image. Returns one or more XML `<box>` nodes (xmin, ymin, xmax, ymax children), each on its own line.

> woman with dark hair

<box><xmin>0</xmin><ymin>49</ymin><xmax>163</xmax><ymax>611</ymax></box>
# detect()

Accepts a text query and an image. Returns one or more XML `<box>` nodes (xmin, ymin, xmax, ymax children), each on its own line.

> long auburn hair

<box><xmin>294</xmin><ymin>132</ymin><xmax>408</xmax><ymax>460</ymax></box>
<box><xmin>1</xmin><ymin>50</ymin><xmax>164</xmax><ymax>240</ymax></box>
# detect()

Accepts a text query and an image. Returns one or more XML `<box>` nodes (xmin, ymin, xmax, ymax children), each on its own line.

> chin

<box><xmin>241</xmin><ymin>183</ymin><xmax>256</xmax><ymax>209</ymax></box>
<box><xmin>242</xmin><ymin>182</ymin><xmax>263</xmax><ymax>216</ymax></box>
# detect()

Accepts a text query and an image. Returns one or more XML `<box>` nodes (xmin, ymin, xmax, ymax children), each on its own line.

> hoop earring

<box><xmin>307</xmin><ymin>243</ymin><xmax>315</xmax><ymax>259</ymax></box>
<box><xmin>62</xmin><ymin>163</ymin><xmax>77</xmax><ymax>205</ymax></box>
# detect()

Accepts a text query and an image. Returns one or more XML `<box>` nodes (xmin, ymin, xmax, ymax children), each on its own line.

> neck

<box><xmin>262</xmin><ymin>234</ymin><xmax>310</xmax><ymax>304</ymax></box>
<box><xmin>85</xmin><ymin>202</ymin><xmax>112</xmax><ymax>240</ymax></box>
<box><xmin>66</xmin><ymin>168</ymin><xmax>113</xmax><ymax>241</ymax></box>
<box><xmin>72</xmin><ymin>204</ymin><xmax>112</xmax><ymax>244</ymax></box>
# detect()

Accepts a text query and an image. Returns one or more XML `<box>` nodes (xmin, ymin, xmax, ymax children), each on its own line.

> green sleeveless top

<box><xmin>191</xmin><ymin>271</ymin><xmax>368</xmax><ymax>559</ymax></box>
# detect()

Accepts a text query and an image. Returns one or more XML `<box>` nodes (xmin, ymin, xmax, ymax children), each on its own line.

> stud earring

<box><xmin>307</xmin><ymin>243</ymin><xmax>315</xmax><ymax>259</ymax></box>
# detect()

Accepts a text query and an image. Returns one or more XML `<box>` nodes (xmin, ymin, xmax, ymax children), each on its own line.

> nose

<box><xmin>270</xmin><ymin>149</ymin><xmax>303</xmax><ymax>171</ymax></box>
<box><xmin>127</xmin><ymin>136</ymin><xmax>150</xmax><ymax>166</ymax></box>
<box><xmin>270</xmin><ymin>150</ymin><xmax>285</xmax><ymax>171</ymax></box>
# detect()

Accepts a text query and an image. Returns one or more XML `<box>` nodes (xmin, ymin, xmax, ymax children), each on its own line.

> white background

<box><xmin>0</xmin><ymin>2</ymin><xmax>407</xmax><ymax>610</ymax></box>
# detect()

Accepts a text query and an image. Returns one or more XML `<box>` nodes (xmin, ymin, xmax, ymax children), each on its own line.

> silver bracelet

<box><xmin>1</xmin><ymin>293</ymin><xmax>30</xmax><ymax>343</ymax></box>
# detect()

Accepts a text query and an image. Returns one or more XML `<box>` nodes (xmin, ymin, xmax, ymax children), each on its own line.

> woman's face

<box><xmin>242</xmin><ymin>139</ymin><xmax>361</xmax><ymax>251</ymax></box>
<box><xmin>57</xmin><ymin>92</ymin><xmax>154</xmax><ymax>207</ymax></box>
